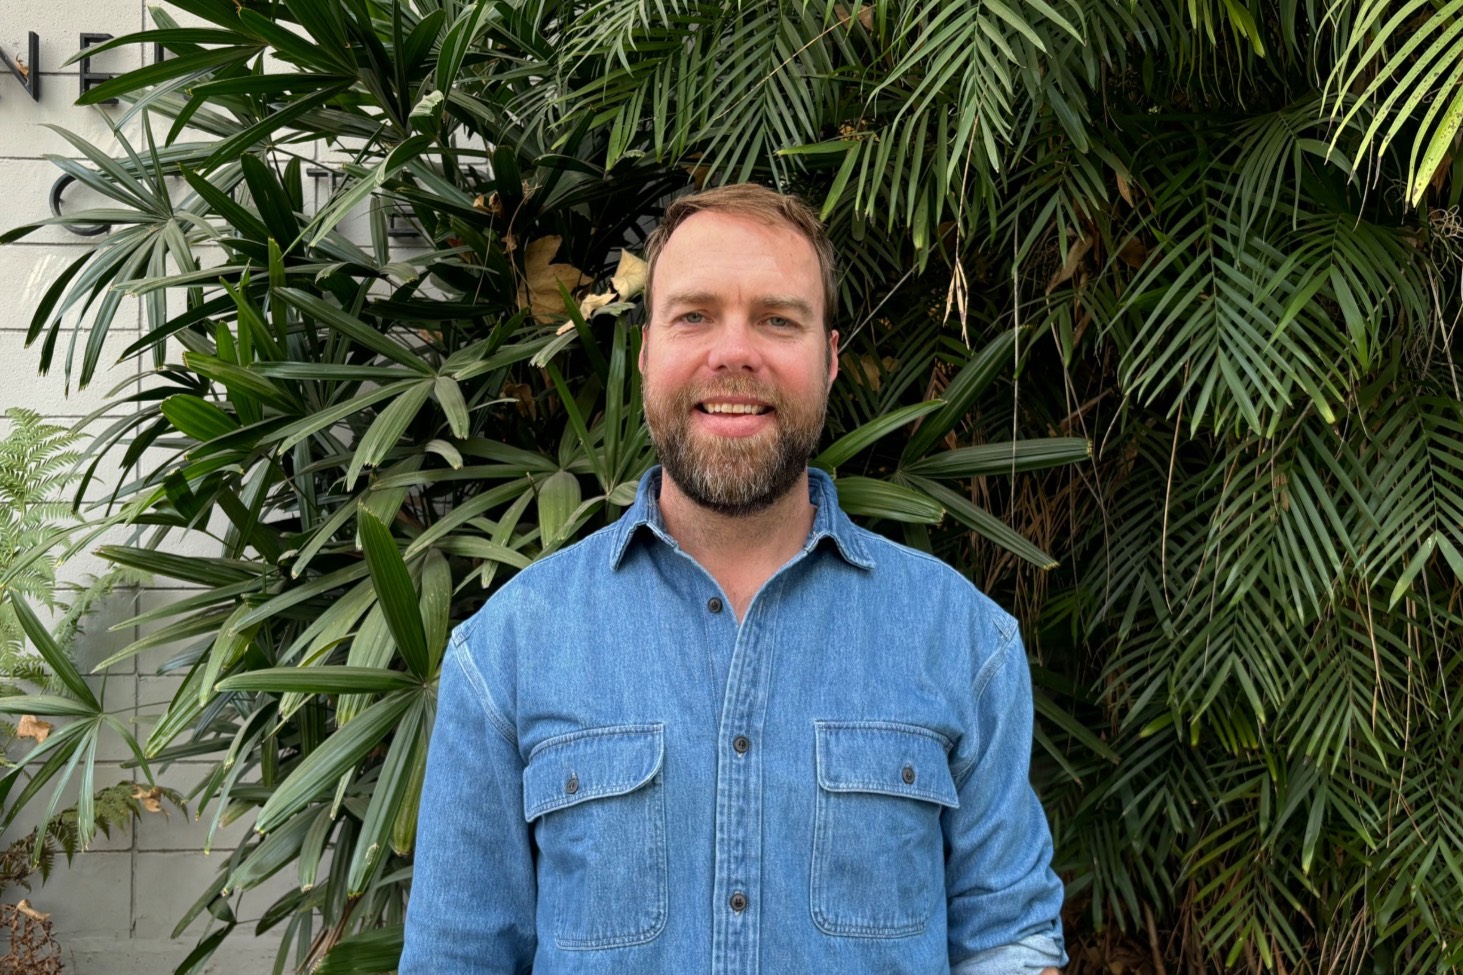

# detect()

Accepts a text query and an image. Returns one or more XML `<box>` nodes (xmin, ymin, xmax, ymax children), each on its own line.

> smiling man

<box><xmin>400</xmin><ymin>184</ymin><xmax>1067</xmax><ymax>975</ymax></box>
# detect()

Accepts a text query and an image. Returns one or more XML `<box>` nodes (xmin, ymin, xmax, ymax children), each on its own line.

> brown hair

<box><xmin>642</xmin><ymin>183</ymin><xmax>838</xmax><ymax>331</ymax></box>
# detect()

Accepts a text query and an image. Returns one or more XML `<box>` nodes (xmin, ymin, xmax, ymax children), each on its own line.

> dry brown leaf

<box><xmin>16</xmin><ymin>715</ymin><xmax>51</xmax><ymax>743</ymax></box>
<box><xmin>14</xmin><ymin>900</ymin><xmax>48</xmax><ymax>922</ymax></box>
<box><xmin>1430</xmin><ymin>151</ymin><xmax>1454</xmax><ymax>194</ymax></box>
<box><xmin>131</xmin><ymin>784</ymin><xmax>164</xmax><ymax>813</ymax></box>
<box><xmin>683</xmin><ymin>163</ymin><xmax>711</xmax><ymax>190</ymax></box>
<box><xmin>839</xmin><ymin>354</ymin><xmax>897</xmax><ymax>392</ymax></box>
<box><xmin>1047</xmin><ymin>235</ymin><xmax>1093</xmax><ymax>293</ymax></box>
<box><xmin>475</xmin><ymin>192</ymin><xmax>506</xmax><ymax>217</ymax></box>
<box><xmin>574</xmin><ymin>291</ymin><xmax>617</xmax><ymax>326</ymax></box>
<box><xmin>834</xmin><ymin>3</ymin><xmax>874</xmax><ymax>28</ymax></box>
<box><xmin>517</xmin><ymin>236</ymin><xmax>589</xmax><ymax>323</ymax></box>
<box><xmin>1118</xmin><ymin>236</ymin><xmax>1149</xmax><ymax>268</ymax></box>
<box><xmin>610</xmin><ymin>250</ymin><xmax>647</xmax><ymax>300</ymax></box>
<box><xmin>504</xmin><ymin>381</ymin><xmax>536</xmax><ymax>419</ymax></box>
<box><xmin>1116</xmin><ymin>172</ymin><xmax>1135</xmax><ymax>207</ymax></box>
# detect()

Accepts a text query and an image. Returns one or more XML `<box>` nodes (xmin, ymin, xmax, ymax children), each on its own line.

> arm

<box><xmin>945</xmin><ymin>627</ymin><xmax>1067</xmax><ymax>975</ymax></box>
<box><xmin>400</xmin><ymin>634</ymin><xmax>536</xmax><ymax>975</ymax></box>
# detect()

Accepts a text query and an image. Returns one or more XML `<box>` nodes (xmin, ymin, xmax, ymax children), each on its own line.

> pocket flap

<box><xmin>524</xmin><ymin>724</ymin><xmax>664</xmax><ymax>821</ymax></box>
<box><xmin>815</xmin><ymin>721</ymin><xmax>959</xmax><ymax>808</ymax></box>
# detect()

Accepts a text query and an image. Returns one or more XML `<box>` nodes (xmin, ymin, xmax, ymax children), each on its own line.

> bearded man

<box><xmin>400</xmin><ymin>184</ymin><xmax>1068</xmax><ymax>974</ymax></box>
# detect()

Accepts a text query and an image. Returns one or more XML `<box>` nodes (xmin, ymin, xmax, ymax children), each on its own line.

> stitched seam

<box><xmin>964</xmin><ymin>633</ymin><xmax>1017</xmax><ymax>771</ymax></box>
<box><xmin>820</xmin><ymin>782</ymin><xmax>955</xmax><ymax>805</ymax></box>
<box><xmin>527</xmin><ymin>779</ymin><xmax>653</xmax><ymax>819</ymax></box>
<box><xmin>551</xmin><ymin>769</ymin><xmax>668</xmax><ymax>950</ymax></box>
<box><xmin>449</xmin><ymin>635</ymin><xmax>516</xmax><ymax>746</ymax></box>
<box><xmin>527</xmin><ymin>723</ymin><xmax>664</xmax><ymax>761</ymax></box>
<box><xmin>815</xmin><ymin>719</ymin><xmax>954</xmax><ymax>751</ymax></box>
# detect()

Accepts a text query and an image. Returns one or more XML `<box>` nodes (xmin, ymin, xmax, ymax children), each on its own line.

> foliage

<box><xmin>0</xmin><ymin>0</ymin><xmax>1460</xmax><ymax>972</ymax></box>
<box><xmin>0</xmin><ymin>411</ymin><xmax>179</xmax><ymax>903</ymax></box>
<box><xmin>0</xmin><ymin>782</ymin><xmax>185</xmax><ymax>900</ymax></box>
<box><xmin>0</xmin><ymin>409</ymin><xmax>84</xmax><ymax>670</ymax></box>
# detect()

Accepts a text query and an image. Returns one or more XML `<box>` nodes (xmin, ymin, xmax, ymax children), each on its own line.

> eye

<box><xmin>765</xmin><ymin>316</ymin><xmax>794</xmax><ymax>329</ymax></box>
<box><xmin>678</xmin><ymin>311</ymin><xmax>706</xmax><ymax>325</ymax></box>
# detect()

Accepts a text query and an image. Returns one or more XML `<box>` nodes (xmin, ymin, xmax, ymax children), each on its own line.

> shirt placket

<box><xmin>709</xmin><ymin>591</ymin><xmax>783</xmax><ymax>975</ymax></box>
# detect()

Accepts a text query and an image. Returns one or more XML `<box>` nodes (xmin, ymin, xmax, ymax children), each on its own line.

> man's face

<box><xmin>640</xmin><ymin>210</ymin><xmax>839</xmax><ymax>516</ymax></box>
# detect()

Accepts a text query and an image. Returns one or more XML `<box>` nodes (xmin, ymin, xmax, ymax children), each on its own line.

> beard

<box><xmin>643</xmin><ymin>374</ymin><xmax>828</xmax><ymax>517</ymax></box>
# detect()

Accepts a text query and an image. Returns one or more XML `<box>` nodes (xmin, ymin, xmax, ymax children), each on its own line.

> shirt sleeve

<box><xmin>400</xmin><ymin>630</ymin><xmax>536</xmax><ymax>975</ymax></box>
<box><xmin>944</xmin><ymin>620</ymin><xmax>1068</xmax><ymax>973</ymax></box>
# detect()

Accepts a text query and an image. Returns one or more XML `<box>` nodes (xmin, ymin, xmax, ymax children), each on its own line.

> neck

<box><xmin>657</xmin><ymin>470</ymin><xmax>818</xmax><ymax>617</ymax></box>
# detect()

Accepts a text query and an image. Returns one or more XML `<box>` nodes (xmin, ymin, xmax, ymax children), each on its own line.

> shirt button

<box><xmin>566</xmin><ymin>773</ymin><xmax>579</xmax><ymax>795</ymax></box>
<box><xmin>729</xmin><ymin>891</ymin><xmax>747</xmax><ymax>913</ymax></box>
<box><xmin>732</xmin><ymin>735</ymin><xmax>750</xmax><ymax>755</ymax></box>
<box><xmin>707</xmin><ymin>597</ymin><xmax>724</xmax><ymax>614</ymax></box>
<box><xmin>901</xmin><ymin>764</ymin><xmax>916</xmax><ymax>785</ymax></box>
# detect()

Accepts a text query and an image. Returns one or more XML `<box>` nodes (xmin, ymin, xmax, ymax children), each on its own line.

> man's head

<box><xmin>643</xmin><ymin>184</ymin><xmax>839</xmax><ymax>334</ymax></box>
<box><xmin>639</xmin><ymin>184</ymin><xmax>840</xmax><ymax>517</ymax></box>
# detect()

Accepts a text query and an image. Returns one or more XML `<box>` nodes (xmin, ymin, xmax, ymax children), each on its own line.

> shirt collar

<box><xmin>609</xmin><ymin>466</ymin><xmax>876</xmax><ymax>571</ymax></box>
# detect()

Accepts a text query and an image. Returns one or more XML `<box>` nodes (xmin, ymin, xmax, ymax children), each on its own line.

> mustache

<box><xmin>674</xmin><ymin>378</ymin><xmax>784</xmax><ymax>409</ymax></box>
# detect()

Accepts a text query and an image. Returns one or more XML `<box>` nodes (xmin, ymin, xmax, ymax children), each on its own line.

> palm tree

<box><xmin>2</xmin><ymin>0</ymin><xmax>1460</xmax><ymax>970</ymax></box>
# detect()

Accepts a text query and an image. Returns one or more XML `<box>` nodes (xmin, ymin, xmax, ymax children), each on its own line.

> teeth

<box><xmin>703</xmin><ymin>402</ymin><xmax>768</xmax><ymax>415</ymax></box>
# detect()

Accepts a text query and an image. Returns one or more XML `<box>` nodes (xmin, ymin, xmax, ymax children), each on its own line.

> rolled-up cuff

<box><xmin>951</xmin><ymin>932</ymin><xmax>1069</xmax><ymax>974</ymax></box>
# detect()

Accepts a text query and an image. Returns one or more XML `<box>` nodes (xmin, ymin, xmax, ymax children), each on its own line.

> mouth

<box><xmin>695</xmin><ymin>400</ymin><xmax>773</xmax><ymax>416</ymax></box>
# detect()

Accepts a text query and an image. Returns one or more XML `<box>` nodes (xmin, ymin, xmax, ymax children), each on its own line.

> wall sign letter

<box><xmin>0</xmin><ymin>32</ymin><xmax>41</xmax><ymax>101</ymax></box>
<box><xmin>79</xmin><ymin>33</ymin><xmax>117</xmax><ymax>104</ymax></box>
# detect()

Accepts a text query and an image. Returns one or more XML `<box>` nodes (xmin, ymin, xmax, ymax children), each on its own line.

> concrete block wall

<box><xmin>3</xmin><ymin>5</ymin><xmax>360</xmax><ymax>972</ymax></box>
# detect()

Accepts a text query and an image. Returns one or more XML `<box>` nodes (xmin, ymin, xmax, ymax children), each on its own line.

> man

<box><xmin>400</xmin><ymin>184</ymin><xmax>1067</xmax><ymax>974</ymax></box>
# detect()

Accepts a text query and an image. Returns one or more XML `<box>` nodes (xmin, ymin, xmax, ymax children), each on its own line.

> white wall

<box><xmin>2</xmin><ymin>5</ymin><xmax>297</xmax><ymax>972</ymax></box>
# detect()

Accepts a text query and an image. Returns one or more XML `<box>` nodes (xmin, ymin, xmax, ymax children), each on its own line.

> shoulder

<box><xmin>453</xmin><ymin>522</ymin><xmax>621</xmax><ymax>644</ymax></box>
<box><xmin>846</xmin><ymin>524</ymin><xmax>1021</xmax><ymax>645</ymax></box>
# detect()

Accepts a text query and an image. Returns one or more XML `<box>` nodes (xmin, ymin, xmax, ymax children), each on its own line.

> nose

<box><xmin>705</xmin><ymin>318</ymin><xmax>763</xmax><ymax>373</ymax></box>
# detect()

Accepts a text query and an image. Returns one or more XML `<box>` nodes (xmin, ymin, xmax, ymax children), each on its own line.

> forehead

<box><xmin>655</xmin><ymin>211</ymin><xmax>822</xmax><ymax>302</ymax></box>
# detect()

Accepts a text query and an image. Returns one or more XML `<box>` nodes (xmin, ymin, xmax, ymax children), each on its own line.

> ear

<box><xmin>639</xmin><ymin>325</ymin><xmax>650</xmax><ymax>375</ymax></box>
<box><xmin>826</xmin><ymin>329</ymin><xmax>840</xmax><ymax>385</ymax></box>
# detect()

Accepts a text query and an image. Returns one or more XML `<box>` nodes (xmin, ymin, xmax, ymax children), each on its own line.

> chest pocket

<box><xmin>523</xmin><ymin>724</ymin><xmax>667</xmax><ymax>949</ymax></box>
<box><xmin>811</xmin><ymin>721</ymin><xmax>959</xmax><ymax>938</ymax></box>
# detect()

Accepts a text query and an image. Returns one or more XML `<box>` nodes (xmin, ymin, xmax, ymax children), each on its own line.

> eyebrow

<box><xmin>660</xmin><ymin>290</ymin><xmax>815</xmax><ymax>320</ymax></box>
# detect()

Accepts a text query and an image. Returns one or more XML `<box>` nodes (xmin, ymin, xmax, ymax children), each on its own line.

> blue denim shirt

<box><xmin>401</xmin><ymin>467</ymin><xmax>1067</xmax><ymax>975</ymax></box>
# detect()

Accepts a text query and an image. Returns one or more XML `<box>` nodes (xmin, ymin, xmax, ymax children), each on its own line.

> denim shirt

<box><xmin>401</xmin><ymin>467</ymin><xmax>1067</xmax><ymax>975</ymax></box>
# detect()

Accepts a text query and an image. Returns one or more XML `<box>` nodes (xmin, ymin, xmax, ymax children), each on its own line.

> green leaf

<box><xmin>433</xmin><ymin>375</ymin><xmax>470</xmax><ymax>438</ymax></box>
<box><xmin>254</xmin><ymin>691</ymin><xmax>414</xmax><ymax>834</ymax></box>
<box><xmin>901</xmin><ymin>329</ymin><xmax>1021</xmax><ymax>461</ymax></box>
<box><xmin>346</xmin><ymin>379</ymin><xmax>436</xmax><ymax>489</ymax></box>
<box><xmin>0</xmin><ymin>695</ymin><xmax>102</xmax><ymax>718</ymax></box>
<box><xmin>347</xmin><ymin>697</ymin><xmax>426</xmax><ymax>893</ymax></box>
<box><xmin>313</xmin><ymin>925</ymin><xmax>405</xmax><ymax>975</ymax></box>
<box><xmin>418</xmin><ymin>549</ymin><xmax>452</xmax><ymax>672</ymax></box>
<box><xmin>537</xmin><ymin>470</ymin><xmax>582</xmax><ymax>549</ymax></box>
<box><xmin>303</xmin><ymin>135</ymin><xmax>436</xmax><ymax>247</ymax></box>
<box><xmin>11</xmin><ymin>596</ymin><xmax>100</xmax><ymax>709</ymax></box>
<box><xmin>813</xmin><ymin>400</ymin><xmax>944</xmax><ymax>471</ymax></box>
<box><xmin>900</xmin><ymin>438</ymin><xmax>1091</xmax><ymax>479</ymax></box>
<box><xmin>96</xmin><ymin>547</ymin><xmax>264</xmax><ymax>586</ymax></box>
<box><xmin>215</xmin><ymin>667</ymin><xmax>420</xmax><ymax>695</ymax></box>
<box><xmin>832</xmin><ymin>476</ymin><xmax>944</xmax><ymax>524</ymax></box>
<box><xmin>162</xmin><ymin>395</ymin><xmax>241</xmax><ymax>442</ymax></box>
<box><xmin>905</xmin><ymin>475</ymin><xmax>1057</xmax><ymax>569</ymax></box>
<box><xmin>437</xmin><ymin>0</ymin><xmax>497</xmax><ymax>94</ymax></box>
<box><xmin>357</xmin><ymin>509</ymin><xmax>429</xmax><ymax>678</ymax></box>
<box><xmin>75</xmin><ymin>45</ymin><xmax>260</xmax><ymax>106</ymax></box>
<box><xmin>274</xmin><ymin>289</ymin><xmax>433</xmax><ymax>373</ymax></box>
<box><xmin>1388</xmin><ymin>535</ymin><xmax>1437</xmax><ymax>609</ymax></box>
<box><xmin>227</xmin><ymin>808</ymin><xmax>319</xmax><ymax>892</ymax></box>
<box><xmin>272</xmin><ymin>380</ymin><xmax>425</xmax><ymax>454</ymax></box>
